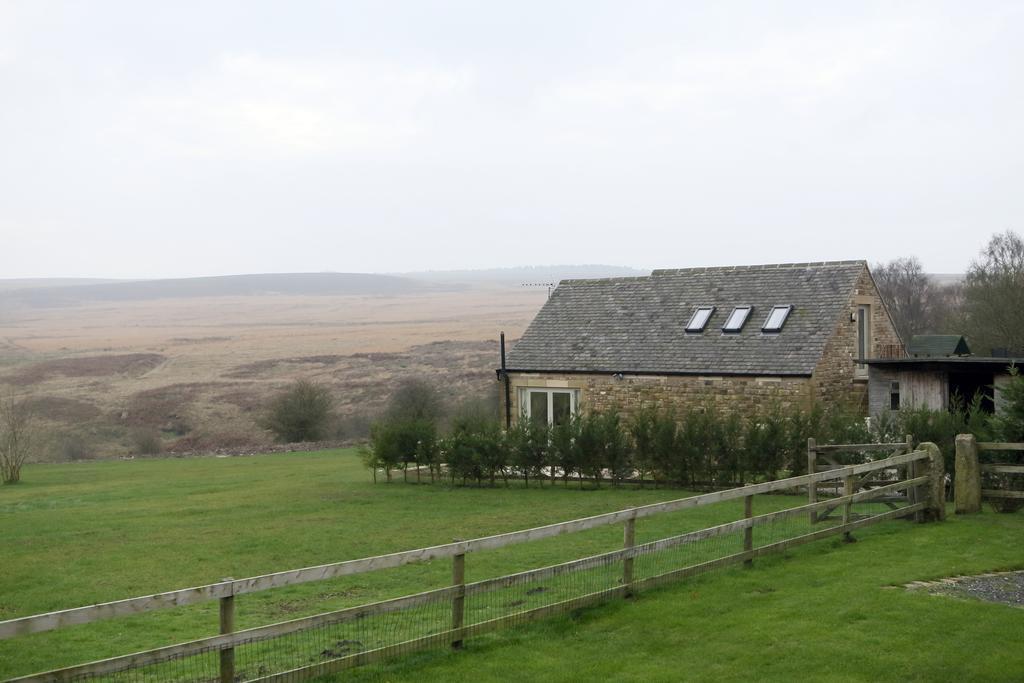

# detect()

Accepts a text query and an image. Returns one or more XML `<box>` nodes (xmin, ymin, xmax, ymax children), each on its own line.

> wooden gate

<box><xmin>806</xmin><ymin>436</ymin><xmax>922</xmax><ymax>525</ymax></box>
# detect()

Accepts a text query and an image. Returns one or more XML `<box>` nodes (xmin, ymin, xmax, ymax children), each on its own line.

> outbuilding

<box><xmin>866</xmin><ymin>336</ymin><xmax>1020</xmax><ymax>415</ymax></box>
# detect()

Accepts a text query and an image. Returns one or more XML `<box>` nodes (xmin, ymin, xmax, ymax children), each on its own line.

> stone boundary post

<box><xmin>954</xmin><ymin>434</ymin><xmax>981</xmax><ymax>514</ymax></box>
<box><xmin>919</xmin><ymin>442</ymin><xmax>946</xmax><ymax>522</ymax></box>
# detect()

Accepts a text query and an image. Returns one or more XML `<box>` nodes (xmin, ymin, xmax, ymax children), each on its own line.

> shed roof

<box><xmin>906</xmin><ymin>335</ymin><xmax>971</xmax><ymax>358</ymax></box>
<box><xmin>506</xmin><ymin>261</ymin><xmax>867</xmax><ymax>376</ymax></box>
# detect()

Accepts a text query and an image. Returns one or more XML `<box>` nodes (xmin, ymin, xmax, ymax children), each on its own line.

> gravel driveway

<box><xmin>907</xmin><ymin>571</ymin><xmax>1024</xmax><ymax>608</ymax></box>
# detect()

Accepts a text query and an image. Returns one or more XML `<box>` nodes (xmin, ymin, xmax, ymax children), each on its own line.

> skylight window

<box><xmin>762</xmin><ymin>305</ymin><xmax>793</xmax><ymax>333</ymax></box>
<box><xmin>722</xmin><ymin>306</ymin><xmax>752</xmax><ymax>333</ymax></box>
<box><xmin>685</xmin><ymin>306</ymin><xmax>715</xmax><ymax>332</ymax></box>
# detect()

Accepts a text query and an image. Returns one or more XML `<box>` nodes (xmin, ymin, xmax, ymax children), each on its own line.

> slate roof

<box><xmin>505</xmin><ymin>261</ymin><xmax>867</xmax><ymax>376</ymax></box>
<box><xmin>906</xmin><ymin>335</ymin><xmax>971</xmax><ymax>358</ymax></box>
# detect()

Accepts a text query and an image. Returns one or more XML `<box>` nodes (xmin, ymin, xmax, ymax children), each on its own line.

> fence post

<box><xmin>451</xmin><ymin>549</ymin><xmax>466</xmax><ymax>649</ymax></box>
<box><xmin>743</xmin><ymin>493</ymin><xmax>753</xmax><ymax>567</ymax></box>
<box><xmin>841</xmin><ymin>475</ymin><xmax>855</xmax><ymax>542</ymax></box>
<box><xmin>919</xmin><ymin>442</ymin><xmax>946</xmax><ymax>522</ymax></box>
<box><xmin>954</xmin><ymin>434</ymin><xmax>981</xmax><ymax>514</ymax></box>
<box><xmin>219</xmin><ymin>578</ymin><xmax>235</xmax><ymax>683</ymax></box>
<box><xmin>623</xmin><ymin>513</ymin><xmax>636</xmax><ymax>597</ymax></box>
<box><xmin>905</xmin><ymin>435</ymin><xmax>921</xmax><ymax>522</ymax></box>
<box><xmin>807</xmin><ymin>438</ymin><xmax>817</xmax><ymax>524</ymax></box>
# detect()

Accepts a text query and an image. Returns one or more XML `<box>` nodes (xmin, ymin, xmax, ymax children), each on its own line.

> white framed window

<box><xmin>520</xmin><ymin>388</ymin><xmax>579</xmax><ymax>426</ymax></box>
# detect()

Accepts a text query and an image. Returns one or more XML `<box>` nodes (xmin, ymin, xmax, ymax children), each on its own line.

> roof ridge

<box><xmin>652</xmin><ymin>260</ymin><xmax>866</xmax><ymax>276</ymax></box>
<box><xmin>559</xmin><ymin>276</ymin><xmax>650</xmax><ymax>285</ymax></box>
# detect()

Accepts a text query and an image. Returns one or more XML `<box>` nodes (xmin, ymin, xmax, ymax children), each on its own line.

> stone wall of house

<box><xmin>810</xmin><ymin>265</ymin><xmax>903</xmax><ymax>411</ymax></box>
<box><xmin>505</xmin><ymin>372</ymin><xmax>813</xmax><ymax>424</ymax></box>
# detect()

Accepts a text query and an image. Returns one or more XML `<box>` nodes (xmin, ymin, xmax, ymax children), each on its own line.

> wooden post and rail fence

<box><xmin>0</xmin><ymin>444</ymin><xmax>945</xmax><ymax>683</ymax></box>
<box><xmin>954</xmin><ymin>434</ymin><xmax>1024</xmax><ymax>514</ymax></box>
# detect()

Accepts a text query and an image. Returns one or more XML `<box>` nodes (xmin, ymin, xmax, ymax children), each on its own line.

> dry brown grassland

<box><xmin>0</xmin><ymin>286</ymin><xmax>545</xmax><ymax>458</ymax></box>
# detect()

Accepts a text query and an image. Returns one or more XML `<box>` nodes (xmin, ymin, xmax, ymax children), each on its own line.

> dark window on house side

<box><xmin>722</xmin><ymin>306</ymin><xmax>752</xmax><ymax>333</ymax></box>
<box><xmin>762</xmin><ymin>305</ymin><xmax>793</xmax><ymax>332</ymax></box>
<box><xmin>857</xmin><ymin>307</ymin><xmax>868</xmax><ymax>359</ymax></box>
<box><xmin>890</xmin><ymin>381</ymin><xmax>900</xmax><ymax>411</ymax></box>
<box><xmin>856</xmin><ymin>304</ymin><xmax>871</xmax><ymax>377</ymax></box>
<box><xmin>685</xmin><ymin>306</ymin><xmax>715</xmax><ymax>332</ymax></box>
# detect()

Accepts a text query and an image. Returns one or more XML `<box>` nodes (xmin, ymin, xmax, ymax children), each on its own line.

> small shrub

<box><xmin>445</xmin><ymin>406</ymin><xmax>505</xmax><ymax>485</ymax></box>
<box><xmin>549</xmin><ymin>415</ymin><xmax>582</xmax><ymax>487</ymax></box>
<box><xmin>262</xmin><ymin>380</ymin><xmax>334</xmax><ymax>443</ymax></box>
<box><xmin>600</xmin><ymin>412</ymin><xmax>632</xmax><ymax>486</ymax></box>
<box><xmin>575</xmin><ymin>413</ymin><xmax>605</xmax><ymax>487</ymax></box>
<box><xmin>991</xmin><ymin>366</ymin><xmax>1024</xmax><ymax>442</ymax></box>
<box><xmin>678</xmin><ymin>406</ymin><xmax>720</xmax><ymax>486</ymax></box>
<box><xmin>715</xmin><ymin>411</ymin><xmax>745</xmax><ymax>485</ymax></box>
<box><xmin>367</xmin><ymin>418</ymin><xmax>436</xmax><ymax>482</ymax></box>
<box><xmin>744</xmin><ymin>404</ymin><xmax>789</xmax><ymax>482</ymax></box>
<box><xmin>385</xmin><ymin>378</ymin><xmax>445</xmax><ymax>424</ymax></box>
<box><xmin>507</xmin><ymin>419</ymin><xmax>548</xmax><ymax>487</ymax></box>
<box><xmin>59</xmin><ymin>434</ymin><xmax>92</xmax><ymax>461</ymax></box>
<box><xmin>332</xmin><ymin>411</ymin><xmax>376</xmax><ymax>441</ymax></box>
<box><xmin>163</xmin><ymin>417</ymin><xmax>192</xmax><ymax>437</ymax></box>
<box><xmin>649</xmin><ymin>409</ymin><xmax>679</xmax><ymax>487</ymax></box>
<box><xmin>130</xmin><ymin>428</ymin><xmax>162</xmax><ymax>456</ymax></box>
<box><xmin>628</xmin><ymin>406</ymin><xmax>657</xmax><ymax>487</ymax></box>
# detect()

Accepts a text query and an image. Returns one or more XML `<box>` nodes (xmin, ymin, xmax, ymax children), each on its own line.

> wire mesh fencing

<box><xmin>6</xmin><ymin>447</ymin><xmax>938</xmax><ymax>683</ymax></box>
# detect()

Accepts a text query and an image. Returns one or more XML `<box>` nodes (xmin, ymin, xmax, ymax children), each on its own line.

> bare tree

<box><xmin>964</xmin><ymin>230</ymin><xmax>1024</xmax><ymax>355</ymax></box>
<box><xmin>873</xmin><ymin>257</ymin><xmax>941</xmax><ymax>340</ymax></box>
<box><xmin>0</xmin><ymin>395</ymin><xmax>37</xmax><ymax>484</ymax></box>
<box><xmin>385</xmin><ymin>378</ymin><xmax>445</xmax><ymax>423</ymax></box>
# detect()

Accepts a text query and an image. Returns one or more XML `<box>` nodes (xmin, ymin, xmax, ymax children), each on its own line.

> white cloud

<box><xmin>111</xmin><ymin>54</ymin><xmax>475</xmax><ymax>159</ymax></box>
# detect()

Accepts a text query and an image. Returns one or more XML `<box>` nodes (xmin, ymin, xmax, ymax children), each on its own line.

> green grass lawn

<box><xmin>1</xmin><ymin>450</ymin><xmax>1022</xmax><ymax>681</ymax></box>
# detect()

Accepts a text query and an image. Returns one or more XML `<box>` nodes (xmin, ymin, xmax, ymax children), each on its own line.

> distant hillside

<box><xmin>0</xmin><ymin>278</ymin><xmax>126</xmax><ymax>292</ymax></box>
<box><xmin>400</xmin><ymin>265</ymin><xmax>649</xmax><ymax>284</ymax></box>
<box><xmin>1</xmin><ymin>273</ymin><xmax>456</xmax><ymax>308</ymax></box>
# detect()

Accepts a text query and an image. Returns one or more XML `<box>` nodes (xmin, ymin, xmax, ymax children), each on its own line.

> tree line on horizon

<box><xmin>873</xmin><ymin>229</ymin><xmax>1024</xmax><ymax>356</ymax></box>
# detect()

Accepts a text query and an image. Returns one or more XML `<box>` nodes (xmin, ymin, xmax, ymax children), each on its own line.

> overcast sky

<box><xmin>1</xmin><ymin>1</ymin><xmax>1021</xmax><ymax>279</ymax></box>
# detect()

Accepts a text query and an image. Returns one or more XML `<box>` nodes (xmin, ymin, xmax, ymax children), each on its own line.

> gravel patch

<box><xmin>906</xmin><ymin>571</ymin><xmax>1024</xmax><ymax>608</ymax></box>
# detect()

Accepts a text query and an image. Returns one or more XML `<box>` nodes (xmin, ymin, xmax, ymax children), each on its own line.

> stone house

<box><xmin>499</xmin><ymin>261</ymin><xmax>902</xmax><ymax>426</ymax></box>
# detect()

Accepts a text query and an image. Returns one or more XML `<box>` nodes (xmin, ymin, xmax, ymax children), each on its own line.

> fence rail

<box><xmin>955</xmin><ymin>435</ymin><xmax>1024</xmax><ymax>513</ymax></box>
<box><xmin>977</xmin><ymin>442</ymin><xmax>1024</xmax><ymax>451</ymax></box>
<box><xmin>4</xmin><ymin>446</ymin><xmax>943</xmax><ymax>683</ymax></box>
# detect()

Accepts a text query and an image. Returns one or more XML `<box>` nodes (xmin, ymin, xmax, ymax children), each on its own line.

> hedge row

<box><xmin>362</xmin><ymin>370</ymin><xmax>1023</xmax><ymax>491</ymax></box>
<box><xmin>363</xmin><ymin>402</ymin><xmax>900</xmax><ymax>487</ymax></box>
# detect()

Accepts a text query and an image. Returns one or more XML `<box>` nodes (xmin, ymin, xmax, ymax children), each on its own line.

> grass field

<box><xmin>1</xmin><ymin>450</ymin><xmax>1023</xmax><ymax>681</ymax></box>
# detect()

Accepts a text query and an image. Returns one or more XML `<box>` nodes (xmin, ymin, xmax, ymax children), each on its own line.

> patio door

<box><xmin>521</xmin><ymin>388</ymin><xmax>578</xmax><ymax>426</ymax></box>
